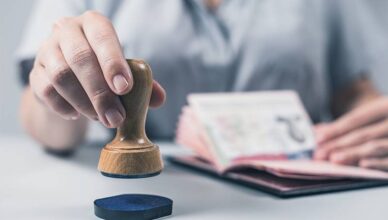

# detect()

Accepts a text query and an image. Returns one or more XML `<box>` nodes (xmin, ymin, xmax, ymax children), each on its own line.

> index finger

<box><xmin>317</xmin><ymin>98</ymin><xmax>388</xmax><ymax>144</ymax></box>
<box><xmin>81</xmin><ymin>11</ymin><xmax>133</xmax><ymax>95</ymax></box>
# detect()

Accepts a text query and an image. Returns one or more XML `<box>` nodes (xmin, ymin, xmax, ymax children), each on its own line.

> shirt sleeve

<box><xmin>326</xmin><ymin>0</ymin><xmax>378</xmax><ymax>91</ymax></box>
<box><xmin>16</xmin><ymin>0</ymin><xmax>86</xmax><ymax>86</ymax></box>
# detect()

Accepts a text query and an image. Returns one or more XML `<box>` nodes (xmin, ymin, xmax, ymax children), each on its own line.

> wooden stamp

<box><xmin>98</xmin><ymin>59</ymin><xmax>163</xmax><ymax>178</ymax></box>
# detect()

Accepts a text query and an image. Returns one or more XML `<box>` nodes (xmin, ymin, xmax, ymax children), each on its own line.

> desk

<box><xmin>1</xmin><ymin>135</ymin><xmax>387</xmax><ymax>220</ymax></box>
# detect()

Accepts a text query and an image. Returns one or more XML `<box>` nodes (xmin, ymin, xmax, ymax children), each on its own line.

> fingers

<box><xmin>38</xmin><ymin>37</ymin><xmax>98</xmax><ymax>120</ymax></box>
<box><xmin>315</xmin><ymin>98</ymin><xmax>388</xmax><ymax>144</ymax></box>
<box><xmin>32</xmin><ymin>12</ymin><xmax>166</xmax><ymax>128</ymax></box>
<box><xmin>81</xmin><ymin>11</ymin><xmax>133</xmax><ymax>95</ymax></box>
<box><xmin>360</xmin><ymin>158</ymin><xmax>388</xmax><ymax>171</ymax></box>
<box><xmin>29</xmin><ymin>65</ymin><xmax>79</xmax><ymax>120</ymax></box>
<box><xmin>326</xmin><ymin>139</ymin><xmax>388</xmax><ymax>165</ymax></box>
<box><xmin>314</xmin><ymin>119</ymin><xmax>388</xmax><ymax>160</ymax></box>
<box><xmin>55</xmin><ymin>17</ymin><xmax>125</xmax><ymax>128</ymax></box>
<box><xmin>150</xmin><ymin>81</ymin><xmax>166</xmax><ymax>108</ymax></box>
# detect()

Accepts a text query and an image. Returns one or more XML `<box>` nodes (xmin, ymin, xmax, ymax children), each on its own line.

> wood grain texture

<box><xmin>98</xmin><ymin>59</ymin><xmax>163</xmax><ymax>177</ymax></box>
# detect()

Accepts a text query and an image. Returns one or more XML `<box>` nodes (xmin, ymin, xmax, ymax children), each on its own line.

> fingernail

<box><xmin>113</xmin><ymin>75</ymin><xmax>129</xmax><ymax>93</ymax></box>
<box><xmin>105</xmin><ymin>108</ymin><xmax>124</xmax><ymax>127</ymax></box>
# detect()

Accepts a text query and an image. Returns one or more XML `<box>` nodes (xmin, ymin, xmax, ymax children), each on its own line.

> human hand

<box><xmin>313</xmin><ymin>97</ymin><xmax>388</xmax><ymax>170</ymax></box>
<box><xmin>30</xmin><ymin>11</ymin><xmax>165</xmax><ymax>128</ymax></box>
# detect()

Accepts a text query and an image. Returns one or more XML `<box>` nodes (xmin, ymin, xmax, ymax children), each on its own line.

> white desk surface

<box><xmin>1</xmin><ymin>135</ymin><xmax>388</xmax><ymax>220</ymax></box>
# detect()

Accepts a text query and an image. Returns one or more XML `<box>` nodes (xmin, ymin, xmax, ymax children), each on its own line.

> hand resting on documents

<box><xmin>314</xmin><ymin>97</ymin><xmax>388</xmax><ymax>171</ymax></box>
<box><xmin>176</xmin><ymin>92</ymin><xmax>388</xmax><ymax>180</ymax></box>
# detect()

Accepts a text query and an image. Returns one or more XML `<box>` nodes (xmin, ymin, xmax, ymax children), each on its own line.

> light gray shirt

<box><xmin>17</xmin><ymin>0</ymin><xmax>379</xmax><ymax>139</ymax></box>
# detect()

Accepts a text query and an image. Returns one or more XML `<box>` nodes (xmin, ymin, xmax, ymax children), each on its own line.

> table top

<box><xmin>1</xmin><ymin>135</ymin><xmax>388</xmax><ymax>220</ymax></box>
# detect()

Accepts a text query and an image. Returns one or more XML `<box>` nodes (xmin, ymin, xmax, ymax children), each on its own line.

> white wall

<box><xmin>0</xmin><ymin>0</ymin><xmax>35</xmax><ymax>134</ymax></box>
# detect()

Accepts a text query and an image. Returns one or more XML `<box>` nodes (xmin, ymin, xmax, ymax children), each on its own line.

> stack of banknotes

<box><xmin>176</xmin><ymin>91</ymin><xmax>388</xmax><ymax>180</ymax></box>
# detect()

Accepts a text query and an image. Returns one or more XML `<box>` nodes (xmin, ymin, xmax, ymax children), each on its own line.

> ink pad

<box><xmin>94</xmin><ymin>194</ymin><xmax>173</xmax><ymax>220</ymax></box>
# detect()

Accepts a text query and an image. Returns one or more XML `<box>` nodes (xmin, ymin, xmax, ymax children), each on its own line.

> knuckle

<box><xmin>50</xmin><ymin>65</ymin><xmax>73</xmax><ymax>86</ymax></box>
<box><xmin>50</xmin><ymin>98</ymin><xmax>73</xmax><ymax>115</ymax></box>
<box><xmin>41</xmin><ymin>84</ymin><xmax>57</xmax><ymax>99</ymax></box>
<box><xmin>37</xmin><ymin>40</ymin><xmax>49</xmax><ymax>54</ymax></box>
<box><xmin>93</xmin><ymin>29</ymin><xmax>114</xmax><ymax>45</ymax></box>
<box><xmin>82</xmin><ymin>10</ymin><xmax>103</xmax><ymax>20</ymax></box>
<box><xmin>90</xmin><ymin>88</ymin><xmax>111</xmax><ymax>104</ymax></box>
<box><xmin>367</xmin><ymin>139</ymin><xmax>379</xmax><ymax>147</ymax></box>
<box><xmin>328</xmin><ymin>143</ymin><xmax>339</xmax><ymax>151</ymax></box>
<box><xmin>102</xmin><ymin>56</ymin><xmax>123</xmax><ymax>74</ymax></box>
<box><xmin>329</xmin><ymin>125</ymin><xmax>341</xmax><ymax>137</ymax></box>
<box><xmin>69</xmin><ymin>46</ymin><xmax>94</xmax><ymax>66</ymax></box>
<box><xmin>365</xmin><ymin>140</ymin><xmax>384</xmax><ymax>154</ymax></box>
<box><xmin>320</xmin><ymin>126</ymin><xmax>333</xmax><ymax>137</ymax></box>
<box><xmin>347</xmin><ymin>115</ymin><xmax>361</xmax><ymax>128</ymax></box>
<box><xmin>52</xmin><ymin>17</ymin><xmax>74</xmax><ymax>30</ymax></box>
<box><xmin>373</xmin><ymin>144</ymin><xmax>386</xmax><ymax>155</ymax></box>
<box><xmin>375</xmin><ymin>143</ymin><xmax>385</xmax><ymax>151</ymax></box>
<box><xmin>355</xmin><ymin>131</ymin><xmax>372</xmax><ymax>143</ymax></box>
<box><xmin>74</xmin><ymin>101</ymin><xmax>93</xmax><ymax>113</ymax></box>
<box><xmin>364</xmin><ymin>141</ymin><xmax>376</xmax><ymax>153</ymax></box>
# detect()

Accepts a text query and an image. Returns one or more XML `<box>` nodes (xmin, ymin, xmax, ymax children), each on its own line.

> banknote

<box><xmin>178</xmin><ymin>91</ymin><xmax>316</xmax><ymax>169</ymax></box>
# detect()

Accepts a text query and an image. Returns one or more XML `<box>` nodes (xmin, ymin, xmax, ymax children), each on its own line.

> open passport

<box><xmin>174</xmin><ymin>91</ymin><xmax>388</xmax><ymax>182</ymax></box>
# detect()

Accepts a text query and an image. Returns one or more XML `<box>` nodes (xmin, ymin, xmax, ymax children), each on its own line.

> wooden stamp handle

<box><xmin>109</xmin><ymin>59</ymin><xmax>153</xmax><ymax>149</ymax></box>
<box><xmin>98</xmin><ymin>59</ymin><xmax>163</xmax><ymax>178</ymax></box>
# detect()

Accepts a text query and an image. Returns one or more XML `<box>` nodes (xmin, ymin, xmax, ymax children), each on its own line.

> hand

<box><xmin>313</xmin><ymin>97</ymin><xmax>388</xmax><ymax>170</ymax></box>
<box><xmin>30</xmin><ymin>11</ymin><xmax>165</xmax><ymax>128</ymax></box>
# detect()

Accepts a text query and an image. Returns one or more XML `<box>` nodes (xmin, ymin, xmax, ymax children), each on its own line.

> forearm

<box><xmin>20</xmin><ymin>86</ymin><xmax>88</xmax><ymax>150</ymax></box>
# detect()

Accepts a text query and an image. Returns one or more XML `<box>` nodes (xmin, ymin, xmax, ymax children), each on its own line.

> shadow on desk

<box><xmin>43</xmin><ymin>141</ymin><xmax>288</xmax><ymax>217</ymax></box>
<box><xmin>66</xmin><ymin>141</ymin><xmax>103</xmax><ymax>168</ymax></box>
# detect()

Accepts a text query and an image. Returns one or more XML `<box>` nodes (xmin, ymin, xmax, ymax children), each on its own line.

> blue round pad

<box><xmin>94</xmin><ymin>194</ymin><xmax>173</xmax><ymax>220</ymax></box>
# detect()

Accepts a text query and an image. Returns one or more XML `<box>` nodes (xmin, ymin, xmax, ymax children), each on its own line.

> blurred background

<box><xmin>1</xmin><ymin>0</ymin><xmax>388</xmax><ymax>135</ymax></box>
<box><xmin>0</xmin><ymin>0</ymin><xmax>35</xmax><ymax>135</ymax></box>
<box><xmin>0</xmin><ymin>0</ymin><xmax>110</xmax><ymax>138</ymax></box>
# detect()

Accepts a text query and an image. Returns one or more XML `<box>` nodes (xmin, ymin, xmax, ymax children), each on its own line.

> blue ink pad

<box><xmin>94</xmin><ymin>194</ymin><xmax>173</xmax><ymax>220</ymax></box>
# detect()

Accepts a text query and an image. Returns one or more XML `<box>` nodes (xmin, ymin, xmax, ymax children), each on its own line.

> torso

<box><xmin>102</xmin><ymin>0</ymin><xmax>334</xmax><ymax>138</ymax></box>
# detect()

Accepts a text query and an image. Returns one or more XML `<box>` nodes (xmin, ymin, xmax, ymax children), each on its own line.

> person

<box><xmin>17</xmin><ymin>0</ymin><xmax>387</xmax><ymax>170</ymax></box>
